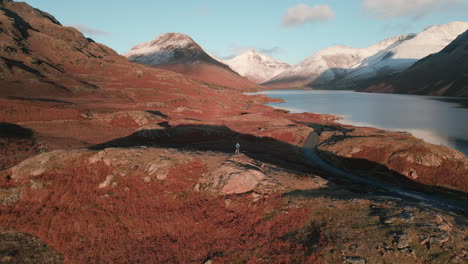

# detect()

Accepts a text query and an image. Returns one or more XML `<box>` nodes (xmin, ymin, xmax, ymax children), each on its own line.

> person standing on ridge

<box><xmin>235</xmin><ymin>142</ymin><xmax>240</xmax><ymax>154</ymax></box>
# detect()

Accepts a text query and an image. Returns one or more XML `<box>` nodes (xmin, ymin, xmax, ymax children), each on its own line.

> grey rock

<box><xmin>343</xmin><ymin>256</ymin><xmax>366</xmax><ymax>264</ymax></box>
<box><xmin>0</xmin><ymin>187</ymin><xmax>21</xmax><ymax>207</ymax></box>
<box><xmin>393</xmin><ymin>232</ymin><xmax>411</xmax><ymax>249</ymax></box>
<box><xmin>198</xmin><ymin>155</ymin><xmax>280</xmax><ymax>194</ymax></box>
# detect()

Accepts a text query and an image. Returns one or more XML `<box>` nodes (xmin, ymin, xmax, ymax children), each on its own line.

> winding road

<box><xmin>303</xmin><ymin>132</ymin><xmax>468</xmax><ymax>215</ymax></box>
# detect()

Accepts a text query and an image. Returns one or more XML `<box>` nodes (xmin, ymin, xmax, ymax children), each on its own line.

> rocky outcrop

<box><xmin>5</xmin><ymin>147</ymin><xmax>289</xmax><ymax>197</ymax></box>
<box><xmin>0</xmin><ymin>187</ymin><xmax>20</xmax><ymax>206</ymax></box>
<box><xmin>196</xmin><ymin>154</ymin><xmax>282</xmax><ymax>194</ymax></box>
<box><xmin>317</xmin><ymin>126</ymin><xmax>468</xmax><ymax>194</ymax></box>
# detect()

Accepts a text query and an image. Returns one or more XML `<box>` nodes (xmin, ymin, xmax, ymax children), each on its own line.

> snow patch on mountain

<box><xmin>124</xmin><ymin>33</ymin><xmax>215</xmax><ymax>66</ymax></box>
<box><xmin>266</xmin><ymin>34</ymin><xmax>414</xmax><ymax>87</ymax></box>
<box><xmin>343</xmin><ymin>21</ymin><xmax>468</xmax><ymax>82</ymax></box>
<box><xmin>224</xmin><ymin>50</ymin><xmax>290</xmax><ymax>83</ymax></box>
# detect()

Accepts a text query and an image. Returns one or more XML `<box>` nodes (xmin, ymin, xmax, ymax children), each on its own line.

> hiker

<box><xmin>235</xmin><ymin>142</ymin><xmax>240</xmax><ymax>154</ymax></box>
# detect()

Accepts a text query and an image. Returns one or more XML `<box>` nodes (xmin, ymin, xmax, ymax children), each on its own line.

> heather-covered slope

<box><xmin>362</xmin><ymin>30</ymin><xmax>468</xmax><ymax>97</ymax></box>
<box><xmin>0</xmin><ymin>0</ymin><xmax>124</xmax><ymax>96</ymax></box>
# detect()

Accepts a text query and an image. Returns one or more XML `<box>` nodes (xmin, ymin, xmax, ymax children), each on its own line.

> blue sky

<box><xmin>22</xmin><ymin>0</ymin><xmax>468</xmax><ymax>65</ymax></box>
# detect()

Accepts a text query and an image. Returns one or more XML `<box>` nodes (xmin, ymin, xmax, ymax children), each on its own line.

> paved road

<box><xmin>303</xmin><ymin>132</ymin><xmax>468</xmax><ymax>214</ymax></box>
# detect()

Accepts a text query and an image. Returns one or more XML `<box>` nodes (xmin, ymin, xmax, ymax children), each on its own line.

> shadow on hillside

<box><xmin>0</xmin><ymin>122</ymin><xmax>33</xmax><ymax>139</ymax></box>
<box><xmin>88</xmin><ymin>123</ymin><xmax>468</xmax><ymax>207</ymax></box>
<box><xmin>7</xmin><ymin>96</ymin><xmax>73</xmax><ymax>104</ymax></box>
<box><xmin>1</xmin><ymin>56</ymin><xmax>44</xmax><ymax>77</ymax></box>
<box><xmin>89</xmin><ymin>124</ymin><xmax>311</xmax><ymax>172</ymax></box>
<box><xmin>146</xmin><ymin>111</ymin><xmax>169</xmax><ymax>119</ymax></box>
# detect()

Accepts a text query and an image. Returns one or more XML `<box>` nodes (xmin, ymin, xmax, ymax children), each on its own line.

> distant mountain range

<box><xmin>124</xmin><ymin>33</ymin><xmax>259</xmax><ymax>90</ymax></box>
<box><xmin>262</xmin><ymin>34</ymin><xmax>414</xmax><ymax>89</ymax></box>
<box><xmin>121</xmin><ymin>21</ymin><xmax>468</xmax><ymax>97</ymax></box>
<box><xmin>224</xmin><ymin>50</ymin><xmax>290</xmax><ymax>83</ymax></box>
<box><xmin>263</xmin><ymin>21</ymin><xmax>468</xmax><ymax>91</ymax></box>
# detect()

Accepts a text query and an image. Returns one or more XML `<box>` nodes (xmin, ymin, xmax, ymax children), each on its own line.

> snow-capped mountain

<box><xmin>263</xmin><ymin>34</ymin><xmax>413</xmax><ymax>88</ymax></box>
<box><xmin>362</xmin><ymin>30</ymin><xmax>468</xmax><ymax>97</ymax></box>
<box><xmin>264</xmin><ymin>21</ymin><xmax>468</xmax><ymax>89</ymax></box>
<box><xmin>342</xmin><ymin>21</ymin><xmax>468</xmax><ymax>86</ymax></box>
<box><xmin>124</xmin><ymin>33</ymin><xmax>222</xmax><ymax>66</ymax></box>
<box><xmin>224</xmin><ymin>50</ymin><xmax>290</xmax><ymax>83</ymax></box>
<box><xmin>124</xmin><ymin>33</ymin><xmax>259</xmax><ymax>90</ymax></box>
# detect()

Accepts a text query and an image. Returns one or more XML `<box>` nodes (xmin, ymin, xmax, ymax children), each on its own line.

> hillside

<box><xmin>362</xmin><ymin>30</ymin><xmax>468</xmax><ymax>97</ymax></box>
<box><xmin>124</xmin><ymin>33</ymin><xmax>260</xmax><ymax>90</ymax></box>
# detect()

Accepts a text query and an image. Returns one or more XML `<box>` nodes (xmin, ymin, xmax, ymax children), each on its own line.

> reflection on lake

<box><xmin>256</xmin><ymin>90</ymin><xmax>468</xmax><ymax>157</ymax></box>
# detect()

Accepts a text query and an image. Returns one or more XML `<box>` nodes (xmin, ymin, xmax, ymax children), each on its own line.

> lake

<box><xmin>255</xmin><ymin>90</ymin><xmax>468</xmax><ymax>157</ymax></box>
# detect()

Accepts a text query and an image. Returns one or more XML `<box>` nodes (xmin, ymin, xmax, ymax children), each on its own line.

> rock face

<box><xmin>317</xmin><ymin>126</ymin><xmax>468</xmax><ymax>194</ymax></box>
<box><xmin>362</xmin><ymin>30</ymin><xmax>468</xmax><ymax>97</ymax></box>
<box><xmin>224</xmin><ymin>50</ymin><xmax>290</xmax><ymax>83</ymax></box>
<box><xmin>198</xmin><ymin>154</ymin><xmax>281</xmax><ymax>194</ymax></box>
<box><xmin>264</xmin><ymin>21</ymin><xmax>468</xmax><ymax>91</ymax></box>
<box><xmin>0</xmin><ymin>227</ymin><xmax>63</xmax><ymax>264</ymax></box>
<box><xmin>124</xmin><ymin>33</ymin><xmax>260</xmax><ymax>90</ymax></box>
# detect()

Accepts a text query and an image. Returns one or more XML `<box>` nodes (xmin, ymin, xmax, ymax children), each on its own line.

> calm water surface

<box><xmin>256</xmin><ymin>90</ymin><xmax>468</xmax><ymax>157</ymax></box>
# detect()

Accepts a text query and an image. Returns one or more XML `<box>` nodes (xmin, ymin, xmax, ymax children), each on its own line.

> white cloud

<box><xmin>281</xmin><ymin>4</ymin><xmax>335</xmax><ymax>27</ymax></box>
<box><xmin>362</xmin><ymin>0</ymin><xmax>468</xmax><ymax>19</ymax></box>
<box><xmin>71</xmin><ymin>24</ymin><xmax>110</xmax><ymax>36</ymax></box>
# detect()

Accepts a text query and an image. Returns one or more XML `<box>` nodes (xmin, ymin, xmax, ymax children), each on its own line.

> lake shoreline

<box><xmin>254</xmin><ymin>89</ymin><xmax>468</xmax><ymax>157</ymax></box>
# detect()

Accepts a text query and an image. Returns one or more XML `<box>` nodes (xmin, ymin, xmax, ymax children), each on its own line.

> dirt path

<box><xmin>303</xmin><ymin>132</ymin><xmax>468</xmax><ymax>215</ymax></box>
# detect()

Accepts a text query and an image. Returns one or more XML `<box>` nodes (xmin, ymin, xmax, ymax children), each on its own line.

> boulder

<box><xmin>199</xmin><ymin>154</ymin><xmax>280</xmax><ymax>194</ymax></box>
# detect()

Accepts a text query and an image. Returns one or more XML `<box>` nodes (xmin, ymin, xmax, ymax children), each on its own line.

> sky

<box><xmin>22</xmin><ymin>0</ymin><xmax>468</xmax><ymax>65</ymax></box>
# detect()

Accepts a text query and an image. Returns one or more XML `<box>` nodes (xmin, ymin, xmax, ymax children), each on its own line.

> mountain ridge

<box><xmin>361</xmin><ymin>30</ymin><xmax>468</xmax><ymax>97</ymax></box>
<box><xmin>263</xmin><ymin>21</ymin><xmax>468</xmax><ymax>92</ymax></box>
<box><xmin>262</xmin><ymin>33</ymin><xmax>415</xmax><ymax>88</ymax></box>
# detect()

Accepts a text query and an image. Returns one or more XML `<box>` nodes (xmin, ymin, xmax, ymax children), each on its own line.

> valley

<box><xmin>0</xmin><ymin>0</ymin><xmax>467</xmax><ymax>263</ymax></box>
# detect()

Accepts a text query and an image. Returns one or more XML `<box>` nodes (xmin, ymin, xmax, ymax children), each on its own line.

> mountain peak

<box><xmin>225</xmin><ymin>51</ymin><xmax>290</xmax><ymax>83</ymax></box>
<box><xmin>124</xmin><ymin>32</ymin><xmax>212</xmax><ymax>66</ymax></box>
<box><xmin>129</xmin><ymin>32</ymin><xmax>201</xmax><ymax>53</ymax></box>
<box><xmin>149</xmin><ymin>33</ymin><xmax>197</xmax><ymax>47</ymax></box>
